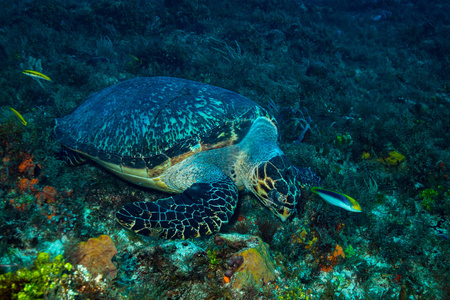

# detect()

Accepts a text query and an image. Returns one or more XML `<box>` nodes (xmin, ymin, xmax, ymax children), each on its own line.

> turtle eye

<box><xmin>274</xmin><ymin>179</ymin><xmax>289</xmax><ymax>196</ymax></box>
<box><xmin>268</xmin><ymin>190</ymin><xmax>290</xmax><ymax>207</ymax></box>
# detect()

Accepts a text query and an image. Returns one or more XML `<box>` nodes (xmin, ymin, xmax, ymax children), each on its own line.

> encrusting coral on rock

<box><xmin>215</xmin><ymin>233</ymin><xmax>279</xmax><ymax>290</ymax></box>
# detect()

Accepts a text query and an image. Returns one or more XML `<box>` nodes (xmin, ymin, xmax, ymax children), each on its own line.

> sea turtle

<box><xmin>55</xmin><ymin>77</ymin><xmax>324</xmax><ymax>240</ymax></box>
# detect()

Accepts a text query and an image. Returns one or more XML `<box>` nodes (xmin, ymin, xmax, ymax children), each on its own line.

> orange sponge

<box><xmin>70</xmin><ymin>235</ymin><xmax>118</xmax><ymax>280</ymax></box>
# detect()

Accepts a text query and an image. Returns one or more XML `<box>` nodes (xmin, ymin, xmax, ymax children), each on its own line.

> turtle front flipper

<box><xmin>116</xmin><ymin>176</ymin><xmax>238</xmax><ymax>239</ymax></box>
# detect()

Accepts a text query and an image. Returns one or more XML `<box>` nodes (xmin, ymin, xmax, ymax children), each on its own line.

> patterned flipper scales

<box><xmin>116</xmin><ymin>176</ymin><xmax>239</xmax><ymax>239</ymax></box>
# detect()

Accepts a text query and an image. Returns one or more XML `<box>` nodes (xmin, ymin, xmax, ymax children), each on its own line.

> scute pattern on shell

<box><xmin>54</xmin><ymin>77</ymin><xmax>271</xmax><ymax>167</ymax></box>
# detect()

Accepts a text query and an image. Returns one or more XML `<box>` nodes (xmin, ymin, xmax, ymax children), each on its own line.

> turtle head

<box><xmin>249</xmin><ymin>155</ymin><xmax>322</xmax><ymax>221</ymax></box>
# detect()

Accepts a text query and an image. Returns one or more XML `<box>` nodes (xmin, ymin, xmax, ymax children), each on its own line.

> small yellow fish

<box><xmin>9</xmin><ymin>107</ymin><xmax>27</xmax><ymax>126</ymax></box>
<box><xmin>22</xmin><ymin>70</ymin><xmax>52</xmax><ymax>81</ymax></box>
<box><xmin>127</xmin><ymin>54</ymin><xmax>140</xmax><ymax>61</ymax></box>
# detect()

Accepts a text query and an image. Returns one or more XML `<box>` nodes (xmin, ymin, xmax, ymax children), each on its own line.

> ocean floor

<box><xmin>0</xmin><ymin>0</ymin><xmax>449</xmax><ymax>299</ymax></box>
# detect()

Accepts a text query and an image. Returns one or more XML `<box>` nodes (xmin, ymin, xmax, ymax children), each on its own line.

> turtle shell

<box><xmin>55</xmin><ymin>77</ymin><xmax>273</xmax><ymax>177</ymax></box>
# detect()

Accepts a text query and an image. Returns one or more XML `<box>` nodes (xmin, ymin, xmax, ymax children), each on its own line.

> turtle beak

<box><xmin>277</xmin><ymin>206</ymin><xmax>293</xmax><ymax>222</ymax></box>
<box><xmin>275</xmin><ymin>207</ymin><xmax>293</xmax><ymax>222</ymax></box>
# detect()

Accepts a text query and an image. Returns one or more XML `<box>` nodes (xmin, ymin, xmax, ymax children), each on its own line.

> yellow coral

<box><xmin>361</xmin><ymin>151</ymin><xmax>371</xmax><ymax>159</ymax></box>
<box><xmin>292</xmin><ymin>229</ymin><xmax>318</xmax><ymax>250</ymax></box>
<box><xmin>378</xmin><ymin>150</ymin><xmax>406</xmax><ymax>166</ymax></box>
<box><xmin>0</xmin><ymin>252</ymin><xmax>72</xmax><ymax>299</ymax></box>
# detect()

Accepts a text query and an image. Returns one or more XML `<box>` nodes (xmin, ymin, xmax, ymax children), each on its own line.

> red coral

<box><xmin>9</xmin><ymin>199</ymin><xmax>27</xmax><ymax>212</ymax></box>
<box><xmin>18</xmin><ymin>155</ymin><xmax>35</xmax><ymax>175</ymax></box>
<box><xmin>320</xmin><ymin>244</ymin><xmax>345</xmax><ymax>272</ymax></box>
<box><xmin>17</xmin><ymin>178</ymin><xmax>39</xmax><ymax>193</ymax></box>
<box><xmin>37</xmin><ymin>186</ymin><xmax>58</xmax><ymax>204</ymax></box>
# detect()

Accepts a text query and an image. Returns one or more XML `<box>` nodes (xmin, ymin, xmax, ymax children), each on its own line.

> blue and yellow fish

<box><xmin>311</xmin><ymin>187</ymin><xmax>362</xmax><ymax>212</ymax></box>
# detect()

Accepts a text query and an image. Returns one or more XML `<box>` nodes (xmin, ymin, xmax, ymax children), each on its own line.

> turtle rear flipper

<box><xmin>57</xmin><ymin>147</ymin><xmax>87</xmax><ymax>166</ymax></box>
<box><xmin>116</xmin><ymin>175</ymin><xmax>238</xmax><ymax>239</ymax></box>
